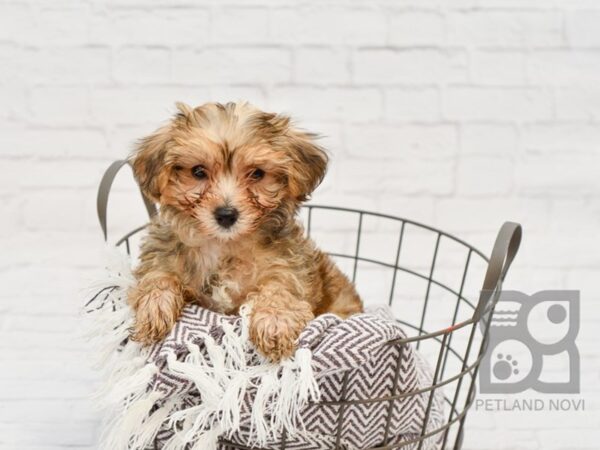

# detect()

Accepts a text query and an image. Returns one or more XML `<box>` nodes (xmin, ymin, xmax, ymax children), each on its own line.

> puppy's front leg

<box><xmin>248</xmin><ymin>286</ymin><xmax>314</xmax><ymax>362</ymax></box>
<box><xmin>128</xmin><ymin>271</ymin><xmax>185</xmax><ymax>345</ymax></box>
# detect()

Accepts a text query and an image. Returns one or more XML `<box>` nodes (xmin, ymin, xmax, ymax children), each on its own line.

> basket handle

<box><xmin>473</xmin><ymin>221</ymin><xmax>522</xmax><ymax>321</ymax></box>
<box><xmin>97</xmin><ymin>159</ymin><xmax>158</xmax><ymax>241</ymax></box>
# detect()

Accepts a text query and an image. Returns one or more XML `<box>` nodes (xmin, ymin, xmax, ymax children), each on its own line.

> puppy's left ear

<box><xmin>285</xmin><ymin>129</ymin><xmax>329</xmax><ymax>201</ymax></box>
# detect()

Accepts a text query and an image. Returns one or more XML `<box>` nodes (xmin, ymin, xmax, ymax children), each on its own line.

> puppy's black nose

<box><xmin>214</xmin><ymin>206</ymin><xmax>239</xmax><ymax>229</ymax></box>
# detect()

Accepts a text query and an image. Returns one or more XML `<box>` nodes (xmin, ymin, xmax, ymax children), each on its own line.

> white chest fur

<box><xmin>186</xmin><ymin>239</ymin><xmax>244</xmax><ymax>313</ymax></box>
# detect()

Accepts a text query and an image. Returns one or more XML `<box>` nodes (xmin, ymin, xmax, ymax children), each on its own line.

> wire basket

<box><xmin>97</xmin><ymin>160</ymin><xmax>522</xmax><ymax>450</ymax></box>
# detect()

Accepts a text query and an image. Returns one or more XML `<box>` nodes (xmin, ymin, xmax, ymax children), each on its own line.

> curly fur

<box><xmin>128</xmin><ymin>101</ymin><xmax>363</xmax><ymax>360</ymax></box>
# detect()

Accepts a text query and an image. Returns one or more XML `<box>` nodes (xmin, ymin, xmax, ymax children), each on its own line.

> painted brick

<box><xmin>522</xmin><ymin>124</ymin><xmax>600</xmax><ymax>154</ymax></box>
<box><xmin>471</xmin><ymin>51</ymin><xmax>527</xmax><ymax>85</ymax></box>
<box><xmin>271</xmin><ymin>8</ymin><xmax>386</xmax><ymax>45</ymax></box>
<box><xmin>89</xmin><ymin>8</ymin><xmax>209</xmax><ymax>46</ymax></box>
<box><xmin>25</xmin><ymin>5</ymin><xmax>91</xmax><ymax>46</ymax></box>
<box><xmin>566</xmin><ymin>11</ymin><xmax>600</xmax><ymax>47</ymax></box>
<box><xmin>23</xmin><ymin>191</ymin><xmax>85</xmax><ymax>231</ymax></box>
<box><xmin>268</xmin><ymin>87</ymin><xmax>382</xmax><ymax>122</ymax></box>
<box><xmin>338</xmin><ymin>158</ymin><xmax>455</xmax><ymax>196</ymax></box>
<box><xmin>444</xmin><ymin>87</ymin><xmax>553</xmax><ymax>122</ymax></box>
<box><xmin>171</xmin><ymin>48</ymin><xmax>291</xmax><ymax>84</ymax></box>
<box><xmin>91</xmin><ymin>87</ymin><xmax>210</xmax><ymax>125</ymax></box>
<box><xmin>528</xmin><ymin>50</ymin><xmax>600</xmax><ymax>85</ymax></box>
<box><xmin>345</xmin><ymin>124</ymin><xmax>458</xmax><ymax>159</ymax></box>
<box><xmin>211</xmin><ymin>8</ymin><xmax>270</xmax><ymax>44</ymax></box>
<box><xmin>113</xmin><ymin>47</ymin><xmax>171</xmax><ymax>83</ymax></box>
<box><xmin>25</xmin><ymin>48</ymin><xmax>111</xmax><ymax>84</ymax></box>
<box><xmin>0</xmin><ymin>4</ymin><xmax>30</xmax><ymax>44</ymax></box>
<box><xmin>293</xmin><ymin>48</ymin><xmax>349</xmax><ymax>85</ymax></box>
<box><xmin>460</xmin><ymin>124</ymin><xmax>518</xmax><ymax>156</ymax></box>
<box><xmin>383</xmin><ymin>88</ymin><xmax>441</xmax><ymax>122</ymax></box>
<box><xmin>0</xmin><ymin>44</ymin><xmax>21</xmax><ymax>83</ymax></box>
<box><xmin>556</xmin><ymin>87</ymin><xmax>600</xmax><ymax>120</ymax></box>
<box><xmin>447</xmin><ymin>11</ymin><xmax>564</xmax><ymax>47</ymax></box>
<box><xmin>515</xmin><ymin>154</ymin><xmax>600</xmax><ymax>196</ymax></box>
<box><xmin>435</xmin><ymin>198</ymin><xmax>550</xmax><ymax>233</ymax></box>
<box><xmin>30</xmin><ymin>87</ymin><xmax>90</xmax><ymax>125</ymax></box>
<box><xmin>207</xmin><ymin>86</ymin><xmax>267</xmax><ymax>106</ymax></box>
<box><xmin>389</xmin><ymin>11</ymin><xmax>444</xmax><ymax>46</ymax></box>
<box><xmin>354</xmin><ymin>49</ymin><xmax>468</xmax><ymax>84</ymax></box>
<box><xmin>456</xmin><ymin>155</ymin><xmax>514</xmax><ymax>196</ymax></box>
<box><xmin>0</xmin><ymin>85</ymin><xmax>27</xmax><ymax>120</ymax></box>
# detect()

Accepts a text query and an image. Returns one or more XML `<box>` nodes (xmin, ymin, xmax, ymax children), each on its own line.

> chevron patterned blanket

<box><xmin>87</xmin><ymin>253</ymin><xmax>444</xmax><ymax>450</ymax></box>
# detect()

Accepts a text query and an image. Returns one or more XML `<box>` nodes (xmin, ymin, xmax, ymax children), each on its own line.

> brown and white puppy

<box><xmin>128</xmin><ymin>102</ymin><xmax>363</xmax><ymax>361</ymax></box>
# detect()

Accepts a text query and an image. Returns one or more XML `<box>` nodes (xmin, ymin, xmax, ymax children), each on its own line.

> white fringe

<box><xmin>100</xmin><ymin>390</ymin><xmax>163</xmax><ymax>450</ymax></box>
<box><xmin>86</xmin><ymin>247</ymin><xmax>320</xmax><ymax>449</ymax></box>
<box><xmin>161</xmin><ymin>305</ymin><xmax>320</xmax><ymax>447</ymax></box>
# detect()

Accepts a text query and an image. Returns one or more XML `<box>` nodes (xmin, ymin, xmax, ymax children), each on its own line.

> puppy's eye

<box><xmin>191</xmin><ymin>165</ymin><xmax>208</xmax><ymax>180</ymax></box>
<box><xmin>249</xmin><ymin>168</ymin><xmax>265</xmax><ymax>181</ymax></box>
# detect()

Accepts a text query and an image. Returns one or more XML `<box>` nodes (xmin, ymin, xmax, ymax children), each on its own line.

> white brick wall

<box><xmin>1</xmin><ymin>1</ymin><xmax>599</xmax><ymax>449</ymax></box>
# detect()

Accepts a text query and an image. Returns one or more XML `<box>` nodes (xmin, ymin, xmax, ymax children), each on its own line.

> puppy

<box><xmin>128</xmin><ymin>102</ymin><xmax>363</xmax><ymax>361</ymax></box>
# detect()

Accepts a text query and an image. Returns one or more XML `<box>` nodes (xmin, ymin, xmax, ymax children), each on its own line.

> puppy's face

<box><xmin>131</xmin><ymin>102</ymin><xmax>327</xmax><ymax>241</ymax></box>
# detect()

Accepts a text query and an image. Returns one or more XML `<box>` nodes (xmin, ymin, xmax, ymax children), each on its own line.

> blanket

<box><xmin>86</xmin><ymin>252</ymin><xmax>444</xmax><ymax>450</ymax></box>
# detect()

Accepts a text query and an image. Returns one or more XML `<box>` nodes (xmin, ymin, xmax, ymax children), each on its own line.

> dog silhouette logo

<box><xmin>479</xmin><ymin>290</ymin><xmax>580</xmax><ymax>394</ymax></box>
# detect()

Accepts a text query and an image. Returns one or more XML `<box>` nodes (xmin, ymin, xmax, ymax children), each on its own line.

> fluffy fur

<box><xmin>129</xmin><ymin>101</ymin><xmax>363</xmax><ymax>361</ymax></box>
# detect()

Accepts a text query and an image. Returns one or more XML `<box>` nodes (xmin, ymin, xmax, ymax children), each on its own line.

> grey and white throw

<box><xmin>86</xmin><ymin>251</ymin><xmax>444</xmax><ymax>450</ymax></box>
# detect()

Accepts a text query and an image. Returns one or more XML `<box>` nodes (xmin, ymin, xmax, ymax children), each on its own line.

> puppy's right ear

<box><xmin>129</xmin><ymin>103</ymin><xmax>191</xmax><ymax>202</ymax></box>
<box><xmin>129</xmin><ymin>124</ymin><xmax>173</xmax><ymax>202</ymax></box>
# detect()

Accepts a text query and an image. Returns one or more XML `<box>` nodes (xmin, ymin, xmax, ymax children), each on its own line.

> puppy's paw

<box><xmin>249</xmin><ymin>299</ymin><xmax>314</xmax><ymax>362</ymax></box>
<box><xmin>128</xmin><ymin>278</ymin><xmax>185</xmax><ymax>345</ymax></box>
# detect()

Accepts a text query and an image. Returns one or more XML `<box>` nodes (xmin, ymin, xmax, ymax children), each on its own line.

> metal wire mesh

<box><xmin>113</xmin><ymin>205</ymin><xmax>514</xmax><ymax>450</ymax></box>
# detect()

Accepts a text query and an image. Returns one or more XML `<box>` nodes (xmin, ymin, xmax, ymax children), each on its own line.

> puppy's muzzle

<box><xmin>214</xmin><ymin>206</ymin><xmax>239</xmax><ymax>229</ymax></box>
